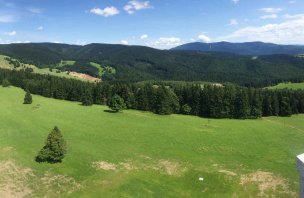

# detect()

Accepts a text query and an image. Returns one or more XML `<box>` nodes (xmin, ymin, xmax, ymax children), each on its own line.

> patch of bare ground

<box><xmin>67</xmin><ymin>71</ymin><xmax>101</xmax><ymax>82</ymax></box>
<box><xmin>0</xmin><ymin>160</ymin><xmax>34</xmax><ymax>198</ymax></box>
<box><xmin>93</xmin><ymin>158</ymin><xmax>187</xmax><ymax>176</ymax></box>
<box><xmin>218</xmin><ymin>170</ymin><xmax>237</xmax><ymax>176</ymax></box>
<box><xmin>240</xmin><ymin>171</ymin><xmax>296</xmax><ymax>197</ymax></box>
<box><xmin>40</xmin><ymin>172</ymin><xmax>81</xmax><ymax>196</ymax></box>
<box><xmin>92</xmin><ymin>161</ymin><xmax>117</xmax><ymax>171</ymax></box>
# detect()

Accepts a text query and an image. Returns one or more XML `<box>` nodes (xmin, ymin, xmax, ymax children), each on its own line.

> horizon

<box><xmin>1</xmin><ymin>0</ymin><xmax>304</xmax><ymax>48</ymax></box>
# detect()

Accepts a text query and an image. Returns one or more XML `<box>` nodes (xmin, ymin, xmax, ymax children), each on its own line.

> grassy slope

<box><xmin>0</xmin><ymin>87</ymin><xmax>304</xmax><ymax>197</ymax></box>
<box><xmin>268</xmin><ymin>82</ymin><xmax>304</xmax><ymax>90</ymax></box>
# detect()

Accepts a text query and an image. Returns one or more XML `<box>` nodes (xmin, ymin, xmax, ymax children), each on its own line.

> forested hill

<box><xmin>172</xmin><ymin>41</ymin><xmax>304</xmax><ymax>56</ymax></box>
<box><xmin>1</xmin><ymin>43</ymin><xmax>304</xmax><ymax>86</ymax></box>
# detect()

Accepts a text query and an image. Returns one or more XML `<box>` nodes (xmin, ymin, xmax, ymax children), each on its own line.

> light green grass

<box><xmin>267</xmin><ymin>82</ymin><xmax>304</xmax><ymax>90</ymax></box>
<box><xmin>0</xmin><ymin>86</ymin><xmax>303</xmax><ymax>197</ymax></box>
<box><xmin>57</xmin><ymin>60</ymin><xmax>76</xmax><ymax>67</ymax></box>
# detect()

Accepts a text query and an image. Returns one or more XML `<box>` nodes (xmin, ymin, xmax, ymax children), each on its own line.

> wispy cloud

<box><xmin>0</xmin><ymin>15</ymin><xmax>16</xmax><ymax>23</ymax></box>
<box><xmin>37</xmin><ymin>26</ymin><xmax>44</xmax><ymax>31</ymax></box>
<box><xmin>27</xmin><ymin>7</ymin><xmax>42</xmax><ymax>14</ymax></box>
<box><xmin>5</xmin><ymin>31</ymin><xmax>16</xmax><ymax>36</ymax></box>
<box><xmin>124</xmin><ymin>0</ymin><xmax>152</xmax><ymax>14</ymax></box>
<box><xmin>232</xmin><ymin>0</ymin><xmax>240</xmax><ymax>4</ymax></box>
<box><xmin>259</xmin><ymin>8</ymin><xmax>282</xmax><ymax>14</ymax></box>
<box><xmin>221</xmin><ymin>14</ymin><xmax>304</xmax><ymax>44</ymax></box>
<box><xmin>229</xmin><ymin>19</ymin><xmax>239</xmax><ymax>25</ymax></box>
<box><xmin>90</xmin><ymin>7</ymin><xmax>120</xmax><ymax>17</ymax></box>
<box><xmin>260</xmin><ymin>14</ymin><xmax>278</xmax><ymax>19</ymax></box>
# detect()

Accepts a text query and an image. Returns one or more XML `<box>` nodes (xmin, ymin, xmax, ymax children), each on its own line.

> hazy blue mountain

<box><xmin>172</xmin><ymin>42</ymin><xmax>304</xmax><ymax>55</ymax></box>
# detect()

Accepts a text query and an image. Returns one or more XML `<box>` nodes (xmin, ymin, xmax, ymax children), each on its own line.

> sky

<box><xmin>0</xmin><ymin>0</ymin><xmax>304</xmax><ymax>48</ymax></box>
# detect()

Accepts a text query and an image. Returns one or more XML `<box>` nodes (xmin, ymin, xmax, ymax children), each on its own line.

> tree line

<box><xmin>1</xmin><ymin>68</ymin><xmax>303</xmax><ymax>119</ymax></box>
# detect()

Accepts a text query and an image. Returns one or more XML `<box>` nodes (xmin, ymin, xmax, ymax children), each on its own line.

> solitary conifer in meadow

<box><xmin>108</xmin><ymin>94</ymin><xmax>126</xmax><ymax>112</ymax></box>
<box><xmin>23</xmin><ymin>89</ymin><xmax>32</xmax><ymax>104</ymax></box>
<box><xmin>36</xmin><ymin>126</ymin><xmax>67</xmax><ymax>163</ymax></box>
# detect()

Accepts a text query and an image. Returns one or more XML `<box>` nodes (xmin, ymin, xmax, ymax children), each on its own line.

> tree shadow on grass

<box><xmin>104</xmin><ymin>110</ymin><xmax>120</xmax><ymax>113</ymax></box>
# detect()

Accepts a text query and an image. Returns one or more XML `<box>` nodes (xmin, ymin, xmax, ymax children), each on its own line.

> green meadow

<box><xmin>0</xmin><ymin>86</ymin><xmax>304</xmax><ymax>197</ymax></box>
<box><xmin>268</xmin><ymin>82</ymin><xmax>304</xmax><ymax>90</ymax></box>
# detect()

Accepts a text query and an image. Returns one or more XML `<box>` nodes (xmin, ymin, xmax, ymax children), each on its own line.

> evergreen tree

<box><xmin>36</xmin><ymin>126</ymin><xmax>67</xmax><ymax>163</ymax></box>
<box><xmin>280</xmin><ymin>96</ymin><xmax>292</xmax><ymax>117</ymax></box>
<box><xmin>108</xmin><ymin>94</ymin><xmax>126</xmax><ymax>112</ymax></box>
<box><xmin>2</xmin><ymin>78</ymin><xmax>10</xmax><ymax>87</ymax></box>
<box><xmin>81</xmin><ymin>89</ymin><xmax>93</xmax><ymax>106</ymax></box>
<box><xmin>234</xmin><ymin>89</ymin><xmax>249</xmax><ymax>119</ymax></box>
<box><xmin>23</xmin><ymin>89</ymin><xmax>32</xmax><ymax>104</ymax></box>
<box><xmin>181</xmin><ymin>104</ymin><xmax>192</xmax><ymax>115</ymax></box>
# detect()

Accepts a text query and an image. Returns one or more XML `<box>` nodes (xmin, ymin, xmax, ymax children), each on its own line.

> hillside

<box><xmin>268</xmin><ymin>82</ymin><xmax>304</xmax><ymax>90</ymax></box>
<box><xmin>1</xmin><ymin>43</ymin><xmax>304</xmax><ymax>85</ymax></box>
<box><xmin>172</xmin><ymin>42</ymin><xmax>304</xmax><ymax>56</ymax></box>
<box><xmin>0</xmin><ymin>86</ymin><xmax>303</xmax><ymax>197</ymax></box>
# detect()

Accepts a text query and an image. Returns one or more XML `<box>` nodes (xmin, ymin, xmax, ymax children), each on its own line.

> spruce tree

<box><xmin>81</xmin><ymin>89</ymin><xmax>93</xmax><ymax>106</ymax></box>
<box><xmin>36</xmin><ymin>126</ymin><xmax>67</xmax><ymax>163</ymax></box>
<box><xmin>2</xmin><ymin>78</ymin><xmax>10</xmax><ymax>87</ymax></box>
<box><xmin>108</xmin><ymin>94</ymin><xmax>126</xmax><ymax>112</ymax></box>
<box><xmin>23</xmin><ymin>89</ymin><xmax>32</xmax><ymax>104</ymax></box>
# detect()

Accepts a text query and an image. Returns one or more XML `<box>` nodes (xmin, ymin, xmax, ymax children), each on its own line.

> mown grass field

<box><xmin>268</xmin><ymin>82</ymin><xmax>304</xmax><ymax>90</ymax></box>
<box><xmin>0</xmin><ymin>87</ymin><xmax>304</xmax><ymax>197</ymax></box>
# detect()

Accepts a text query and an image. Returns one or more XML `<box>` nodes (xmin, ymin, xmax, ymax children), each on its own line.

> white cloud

<box><xmin>261</xmin><ymin>14</ymin><xmax>278</xmax><ymax>19</ymax></box>
<box><xmin>90</xmin><ymin>7</ymin><xmax>119</xmax><ymax>17</ymax></box>
<box><xmin>229</xmin><ymin>19</ymin><xmax>239</xmax><ymax>25</ymax></box>
<box><xmin>121</xmin><ymin>40</ymin><xmax>129</xmax><ymax>45</ymax></box>
<box><xmin>140</xmin><ymin>34</ymin><xmax>148</xmax><ymax>39</ymax></box>
<box><xmin>259</xmin><ymin>8</ymin><xmax>282</xmax><ymax>14</ymax></box>
<box><xmin>288</xmin><ymin>1</ymin><xmax>296</xmax><ymax>4</ymax></box>
<box><xmin>232</xmin><ymin>0</ymin><xmax>239</xmax><ymax>4</ymax></box>
<box><xmin>150</xmin><ymin>37</ymin><xmax>181</xmax><ymax>49</ymax></box>
<box><xmin>221</xmin><ymin>14</ymin><xmax>304</xmax><ymax>44</ymax></box>
<box><xmin>37</xmin><ymin>26</ymin><xmax>43</xmax><ymax>31</ymax></box>
<box><xmin>5</xmin><ymin>31</ymin><xmax>16</xmax><ymax>36</ymax></box>
<box><xmin>198</xmin><ymin>34</ymin><xmax>211</xmax><ymax>43</ymax></box>
<box><xmin>0</xmin><ymin>15</ymin><xmax>15</xmax><ymax>23</ymax></box>
<box><xmin>124</xmin><ymin>0</ymin><xmax>152</xmax><ymax>14</ymax></box>
<box><xmin>27</xmin><ymin>7</ymin><xmax>42</xmax><ymax>14</ymax></box>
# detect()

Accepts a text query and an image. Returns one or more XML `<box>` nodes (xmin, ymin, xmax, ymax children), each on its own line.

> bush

<box><xmin>23</xmin><ymin>89</ymin><xmax>32</xmax><ymax>104</ymax></box>
<box><xmin>108</xmin><ymin>94</ymin><xmax>126</xmax><ymax>112</ymax></box>
<box><xmin>2</xmin><ymin>79</ymin><xmax>10</xmax><ymax>87</ymax></box>
<box><xmin>36</xmin><ymin>126</ymin><xmax>67</xmax><ymax>163</ymax></box>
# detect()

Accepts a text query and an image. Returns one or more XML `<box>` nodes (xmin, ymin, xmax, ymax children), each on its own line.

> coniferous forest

<box><xmin>1</xmin><ymin>68</ymin><xmax>303</xmax><ymax>119</ymax></box>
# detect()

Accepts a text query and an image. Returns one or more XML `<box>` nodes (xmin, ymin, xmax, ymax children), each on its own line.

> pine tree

<box><xmin>81</xmin><ymin>89</ymin><xmax>93</xmax><ymax>106</ymax></box>
<box><xmin>2</xmin><ymin>78</ymin><xmax>10</xmax><ymax>87</ymax></box>
<box><xmin>23</xmin><ymin>89</ymin><xmax>32</xmax><ymax>104</ymax></box>
<box><xmin>108</xmin><ymin>94</ymin><xmax>126</xmax><ymax>112</ymax></box>
<box><xmin>36</xmin><ymin>126</ymin><xmax>67</xmax><ymax>163</ymax></box>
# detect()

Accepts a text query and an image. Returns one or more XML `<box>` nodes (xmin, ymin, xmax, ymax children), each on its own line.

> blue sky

<box><xmin>0</xmin><ymin>0</ymin><xmax>304</xmax><ymax>48</ymax></box>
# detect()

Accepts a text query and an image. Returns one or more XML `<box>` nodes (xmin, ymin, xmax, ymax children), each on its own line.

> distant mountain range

<box><xmin>171</xmin><ymin>42</ymin><xmax>304</xmax><ymax>56</ymax></box>
<box><xmin>0</xmin><ymin>42</ymin><xmax>304</xmax><ymax>86</ymax></box>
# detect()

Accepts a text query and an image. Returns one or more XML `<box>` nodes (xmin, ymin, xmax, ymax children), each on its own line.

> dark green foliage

<box><xmin>23</xmin><ymin>89</ymin><xmax>32</xmax><ymax>104</ymax></box>
<box><xmin>81</xmin><ymin>89</ymin><xmax>93</xmax><ymax>106</ymax></box>
<box><xmin>1</xmin><ymin>68</ymin><xmax>304</xmax><ymax>119</ymax></box>
<box><xmin>2</xmin><ymin>78</ymin><xmax>10</xmax><ymax>87</ymax></box>
<box><xmin>181</xmin><ymin>104</ymin><xmax>192</xmax><ymax>115</ymax></box>
<box><xmin>1</xmin><ymin>43</ymin><xmax>304</xmax><ymax>85</ymax></box>
<box><xmin>108</xmin><ymin>94</ymin><xmax>126</xmax><ymax>112</ymax></box>
<box><xmin>36</xmin><ymin>126</ymin><xmax>67</xmax><ymax>163</ymax></box>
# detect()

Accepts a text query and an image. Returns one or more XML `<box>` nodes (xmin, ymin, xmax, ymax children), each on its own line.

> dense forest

<box><xmin>1</xmin><ymin>68</ymin><xmax>303</xmax><ymax>119</ymax></box>
<box><xmin>1</xmin><ymin>43</ymin><xmax>304</xmax><ymax>86</ymax></box>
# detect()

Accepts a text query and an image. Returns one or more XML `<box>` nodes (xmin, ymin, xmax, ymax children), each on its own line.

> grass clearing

<box><xmin>0</xmin><ymin>86</ymin><xmax>303</xmax><ymax>197</ymax></box>
<box><xmin>267</xmin><ymin>82</ymin><xmax>304</xmax><ymax>90</ymax></box>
